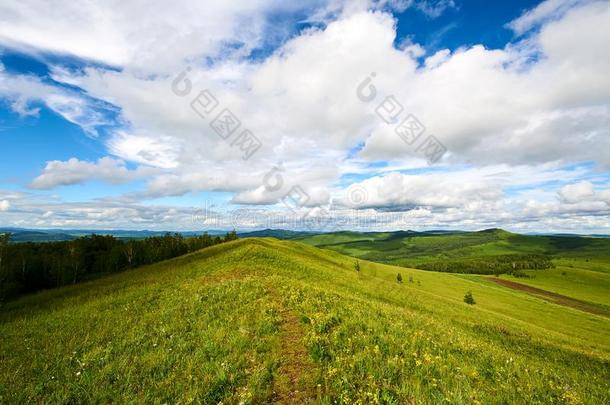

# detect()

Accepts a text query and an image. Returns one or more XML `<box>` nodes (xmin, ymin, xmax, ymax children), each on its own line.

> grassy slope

<box><xmin>299</xmin><ymin>230</ymin><xmax>546</xmax><ymax>261</ymax></box>
<box><xmin>499</xmin><ymin>265</ymin><xmax>610</xmax><ymax>309</ymax></box>
<box><xmin>297</xmin><ymin>230</ymin><xmax>610</xmax><ymax>304</ymax></box>
<box><xmin>1</xmin><ymin>238</ymin><xmax>608</xmax><ymax>404</ymax></box>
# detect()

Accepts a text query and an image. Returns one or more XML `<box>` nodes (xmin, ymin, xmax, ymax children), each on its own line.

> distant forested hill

<box><xmin>247</xmin><ymin>228</ymin><xmax>610</xmax><ymax>275</ymax></box>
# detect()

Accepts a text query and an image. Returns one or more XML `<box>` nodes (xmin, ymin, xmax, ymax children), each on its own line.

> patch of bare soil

<box><xmin>489</xmin><ymin>277</ymin><xmax>610</xmax><ymax>318</ymax></box>
<box><xmin>269</xmin><ymin>290</ymin><xmax>316</xmax><ymax>404</ymax></box>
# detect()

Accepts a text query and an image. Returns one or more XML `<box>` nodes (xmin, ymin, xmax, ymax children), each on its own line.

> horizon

<box><xmin>3</xmin><ymin>226</ymin><xmax>610</xmax><ymax>238</ymax></box>
<box><xmin>1</xmin><ymin>0</ymin><xmax>610</xmax><ymax>234</ymax></box>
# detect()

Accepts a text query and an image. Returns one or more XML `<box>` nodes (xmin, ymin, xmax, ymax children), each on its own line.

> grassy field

<box><xmin>295</xmin><ymin>229</ymin><xmax>610</xmax><ymax>304</ymax></box>
<box><xmin>499</xmin><ymin>264</ymin><xmax>610</xmax><ymax>308</ymax></box>
<box><xmin>0</xmin><ymin>238</ymin><xmax>608</xmax><ymax>403</ymax></box>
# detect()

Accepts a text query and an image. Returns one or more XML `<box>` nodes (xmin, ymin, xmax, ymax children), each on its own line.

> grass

<box><xmin>1</xmin><ymin>238</ymin><xmax>609</xmax><ymax>403</ymax></box>
<box><xmin>500</xmin><ymin>265</ymin><xmax>610</xmax><ymax>308</ymax></box>
<box><xmin>297</xmin><ymin>229</ymin><xmax>610</xmax><ymax>303</ymax></box>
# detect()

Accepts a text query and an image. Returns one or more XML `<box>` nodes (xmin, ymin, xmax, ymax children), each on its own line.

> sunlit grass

<box><xmin>1</xmin><ymin>238</ymin><xmax>608</xmax><ymax>403</ymax></box>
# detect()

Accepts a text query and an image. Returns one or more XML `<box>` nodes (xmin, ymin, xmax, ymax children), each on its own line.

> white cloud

<box><xmin>558</xmin><ymin>181</ymin><xmax>595</xmax><ymax>203</ymax></box>
<box><xmin>1</xmin><ymin>199</ymin><xmax>199</xmax><ymax>230</ymax></box>
<box><xmin>0</xmin><ymin>200</ymin><xmax>10</xmax><ymax>211</ymax></box>
<box><xmin>558</xmin><ymin>181</ymin><xmax>610</xmax><ymax>205</ymax></box>
<box><xmin>232</xmin><ymin>184</ymin><xmax>330</xmax><ymax>207</ymax></box>
<box><xmin>29</xmin><ymin>157</ymin><xmax>156</xmax><ymax>189</ymax></box>
<box><xmin>507</xmin><ymin>0</ymin><xmax>588</xmax><ymax>35</ymax></box>
<box><xmin>359</xmin><ymin>2</ymin><xmax>610</xmax><ymax>167</ymax></box>
<box><xmin>0</xmin><ymin>68</ymin><xmax>110</xmax><ymax>136</ymax></box>
<box><xmin>334</xmin><ymin>171</ymin><xmax>502</xmax><ymax>209</ymax></box>
<box><xmin>0</xmin><ymin>0</ymin><xmax>305</xmax><ymax>71</ymax></box>
<box><xmin>2</xmin><ymin>175</ymin><xmax>610</xmax><ymax>232</ymax></box>
<box><xmin>424</xmin><ymin>48</ymin><xmax>451</xmax><ymax>68</ymax></box>
<box><xmin>13</xmin><ymin>0</ymin><xmax>610</xmax><ymax>193</ymax></box>
<box><xmin>415</xmin><ymin>0</ymin><xmax>456</xmax><ymax>18</ymax></box>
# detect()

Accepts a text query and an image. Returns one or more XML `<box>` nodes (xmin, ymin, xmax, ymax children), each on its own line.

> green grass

<box><xmin>297</xmin><ymin>229</ymin><xmax>610</xmax><ymax>265</ymax></box>
<box><xmin>1</xmin><ymin>238</ymin><xmax>608</xmax><ymax>403</ymax></box>
<box><xmin>296</xmin><ymin>231</ymin><xmax>610</xmax><ymax>305</ymax></box>
<box><xmin>298</xmin><ymin>230</ymin><xmax>550</xmax><ymax>267</ymax></box>
<box><xmin>500</xmin><ymin>264</ymin><xmax>610</xmax><ymax>308</ymax></box>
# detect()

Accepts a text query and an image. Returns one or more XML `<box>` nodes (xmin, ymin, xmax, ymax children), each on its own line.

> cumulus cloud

<box><xmin>360</xmin><ymin>2</ymin><xmax>610</xmax><ymax>167</ymax></box>
<box><xmin>44</xmin><ymin>0</ymin><xmax>610</xmax><ymax>186</ymax></box>
<box><xmin>29</xmin><ymin>157</ymin><xmax>156</xmax><ymax>189</ymax></box>
<box><xmin>335</xmin><ymin>172</ymin><xmax>502</xmax><ymax>209</ymax></box>
<box><xmin>558</xmin><ymin>181</ymin><xmax>595</xmax><ymax>203</ymax></box>
<box><xmin>558</xmin><ymin>181</ymin><xmax>610</xmax><ymax>205</ymax></box>
<box><xmin>0</xmin><ymin>200</ymin><xmax>10</xmax><ymax>211</ymax></box>
<box><xmin>1</xmin><ymin>0</ymin><xmax>610</xmax><ymax>232</ymax></box>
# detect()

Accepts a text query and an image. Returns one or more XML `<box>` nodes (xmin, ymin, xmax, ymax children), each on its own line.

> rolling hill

<box><xmin>1</xmin><ymin>238</ymin><xmax>608</xmax><ymax>403</ymax></box>
<box><xmin>295</xmin><ymin>228</ymin><xmax>609</xmax><ymax>269</ymax></box>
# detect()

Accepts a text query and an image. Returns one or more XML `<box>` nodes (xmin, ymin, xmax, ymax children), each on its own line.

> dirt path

<box><xmin>268</xmin><ymin>289</ymin><xmax>316</xmax><ymax>404</ymax></box>
<box><xmin>489</xmin><ymin>277</ymin><xmax>610</xmax><ymax>318</ymax></box>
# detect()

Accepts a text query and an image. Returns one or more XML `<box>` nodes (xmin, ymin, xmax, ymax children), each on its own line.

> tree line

<box><xmin>408</xmin><ymin>254</ymin><xmax>555</xmax><ymax>275</ymax></box>
<box><xmin>0</xmin><ymin>231</ymin><xmax>237</xmax><ymax>301</ymax></box>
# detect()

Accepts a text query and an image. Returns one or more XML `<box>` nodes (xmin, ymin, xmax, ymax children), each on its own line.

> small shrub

<box><xmin>354</xmin><ymin>261</ymin><xmax>360</xmax><ymax>272</ymax></box>
<box><xmin>396</xmin><ymin>273</ymin><xmax>403</xmax><ymax>283</ymax></box>
<box><xmin>464</xmin><ymin>291</ymin><xmax>476</xmax><ymax>305</ymax></box>
<box><xmin>409</xmin><ymin>275</ymin><xmax>414</xmax><ymax>283</ymax></box>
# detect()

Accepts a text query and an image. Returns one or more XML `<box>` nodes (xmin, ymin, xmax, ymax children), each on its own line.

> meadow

<box><xmin>1</xmin><ymin>238</ymin><xmax>608</xmax><ymax>404</ymax></box>
<box><xmin>294</xmin><ymin>229</ymin><xmax>610</xmax><ymax>305</ymax></box>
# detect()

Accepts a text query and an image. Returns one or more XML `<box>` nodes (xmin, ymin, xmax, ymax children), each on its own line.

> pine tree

<box><xmin>464</xmin><ymin>291</ymin><xmax>476</xmax><ymax>305</ymax></box>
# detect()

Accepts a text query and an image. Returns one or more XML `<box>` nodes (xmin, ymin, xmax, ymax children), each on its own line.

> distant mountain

<box><xmin>0</xmin><ymin>228</ymin><xmax>227</xmax><ymax>242</ymax></box>
<box><xmin>3</xmin><ymin>229</ymin><xmax>78</xmax><ymax>242</ymax></box>
<box><xmin>526</xmin><ymin>232</ymin><xmax>610</xmax><ymax>238</ymax></box>
<box><xmin>3</xmin><ymin>227</ymin><xmax>608</xmax><ymax>243</ymax></box>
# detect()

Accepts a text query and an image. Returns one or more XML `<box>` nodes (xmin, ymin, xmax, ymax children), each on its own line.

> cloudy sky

<box><xmin>0</xmin><ymin>0</ymin><xmax>609</xmax><ymax>233</ymax></box>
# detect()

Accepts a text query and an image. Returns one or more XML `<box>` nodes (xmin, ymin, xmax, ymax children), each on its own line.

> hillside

<box><xmin>293</xmin><ymin>229</ymin><xmax>610</xmax><ymax>309</ymax></box>
<box><xmin>1</xmin><ymin>238</ymin><xmax>608</xmax><ymax>403</ymax></box>
<box><xmin>296</xmin><ymin>228</ymin><xmax>608</xmax><ymax>268</ymax></box>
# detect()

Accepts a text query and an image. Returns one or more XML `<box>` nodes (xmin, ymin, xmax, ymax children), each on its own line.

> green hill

<box><xmin>293</xmin><ymin>230</ymin><xmax>610</xmax><ymax>307</ymax></box>
<box><xmin>1</xmin><ymin>238</ymin><xmax>608</xmax><ymax>403</ymax></box>
<box><xmin>297</xmin><ymin>229</ymin><xmax>609</xmax><ymax>269</ymax></box>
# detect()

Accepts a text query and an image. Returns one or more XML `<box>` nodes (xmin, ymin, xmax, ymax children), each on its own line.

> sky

<box><xmin>0</xmin><ymin>0</ymin><xmax>609</xmax><ymax>233</ymax></box>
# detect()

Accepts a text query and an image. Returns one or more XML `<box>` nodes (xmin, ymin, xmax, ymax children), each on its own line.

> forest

<box><xmin>0</xmin><ymin>231</ymin><xmax>237</xmax><ymax>301</ymax></box>
<box><xmin>409</xmin><ymin>254</ymin><xmax>555</xmax><ymax>275</ymax></box>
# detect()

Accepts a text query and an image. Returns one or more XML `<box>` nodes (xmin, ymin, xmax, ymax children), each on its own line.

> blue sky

<box><xmin>0</xmin><ymin>0</ymin><xmax>609</xmax><ymax>233</ymax></box>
